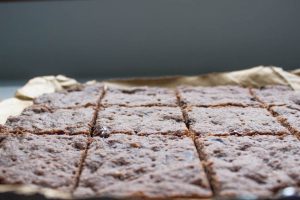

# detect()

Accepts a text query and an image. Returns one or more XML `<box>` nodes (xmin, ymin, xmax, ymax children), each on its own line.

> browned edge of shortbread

<box><xmin>175</xmin><ymin>89</ymin><xmax>195</xmax><ymax>139</ymax></box>
<box><xmin>101</xmin><ymin>103</ymin><xmax>178</xmax><ymax>108</ymax></box>
<box><xmin>6</xmin><ymin>128</ymin><xmax>91</xmax><ymax>136</ymax></box>
<box><xmin>193</xmin><ymin>138</ymin><xmax>219</xmax><ymax>197</ymax></box>
<box><xmin>269</xmin><ymin>106</ymin><xmax>300</xmax><ymax>140</ymax></box>
<box><xmin>38</xmin><ymin>103</ymin><xmax>99</xmax><ymax>112</ymax></box>
<box><xmin>71</xmin><ymin>85</ymin><xmax>107</xmax><ymax>194</ymax></box>
<box><xmin>175</xmin><ymin>88</ymin><xmax>214</xmax><ymax>198</ymax></box>
<box><xmin>71</xmin><ymin>137</ymin><xmax>93</xmax><ymax>193</ymax></box>
<box><xmin>249</xmin><ymin>87</ymin><xmax>270</xmax><ymax>109</ymax></box>
<box><xmin>102</xmin><ymin>130</ymin><xmax>190</xmax><ymax>137</ymax></box>
<box><xmin>200</xmin><ymin>131</ymin><xmax>288</xmax><ymax>138</ymax></box>
<box><xmin>249</xmin><ymin>87</ymin><xmax>287</xmax><ymax>109</ymax></box>
<box><xmin>190</xmin><ymin>103</ymin><xmax>262</xmax><ymax>109</ymax></box>
<box><xmin>249</xmin><ymin>86</ymin><xmax>300</xmax><ymax>140</ymax></box>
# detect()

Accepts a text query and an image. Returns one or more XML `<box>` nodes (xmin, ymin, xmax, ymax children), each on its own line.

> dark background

<box><xmin>0</xmin><ymin>0</ymin><xmax>300</xmax><ymax>83</ymax></box>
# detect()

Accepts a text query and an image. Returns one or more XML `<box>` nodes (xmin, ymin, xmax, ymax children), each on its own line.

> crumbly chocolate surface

<box><xmin>271</xmin><ymin>106</ymin><xmax>300</xmax><ymax>135</ymax></box>
<box><xmin>74</xmin><ymin>134</ymin><xmax>212</xmax><ymax>199</ymax></box>
<box><xmin>101</xmin><ymin>86</ymin><xmax>177</xmax><ymax>106</ymax></box>
<box><xmin>252</xmin><ymin>85</ymin><xmax>300</xmax><ymax>108</ymax></box>
<box><xmin>33</xmin><ymin>83</ymin><xmax>103</xmax><ymax>109</ymax></box>
<box><xmin>0</xmin><ymin>133</ymin><xmax>87</xmax><ymax>192</ymax></box>
<box><xmin>187</xmin><ymin>106</ymin><xmax>288</xmax><ymax>136</ymax></box>
<box><xmin>196</xmin><ymin>135</ymin><xmax>300</xmax><ymax>198</ymax></box>
<box><xmin>178</xmin><ymin>85</ymin><xmax>258</xmax><ymax>106</ymax></box>
<box><xmin>2</xmin><ymin>83</ymin><xmax>300</xmax><ymax>199</ymax></box>
<box><xmin>5</xmin><ymin>106</ymin><xmax>94</xmax><ymax>135</ymax></box>
<box><xmin>95</xmin><ymin>106</ymin><xmax>188</xmax><ymax>136</ymax></box>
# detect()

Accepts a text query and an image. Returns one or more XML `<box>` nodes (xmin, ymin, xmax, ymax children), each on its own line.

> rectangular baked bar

<box><xmin>252</xmin><ymin>85</ymin><xmax>300</xmax><ymax>109</ymax></box>
<box><xmin>271</xmin><ymin>106</ymin><xmax>300</xmax><ymax>136</ymax></box>
<box><xmin>196</xmin><ymin>135</ymin><xmax>300</xmax><ymax>199</ymax></box>
<box><xmin>5</xmin><ymin>106</ymin><xmax>95</xmax><ymax>135</ymax></box>
<box><xmin>74</xmin><ymin>134</ymin><xmax>212</xmax><ymax>199</ymax></box>
<box><xmin>33</xmin><ymin>83</ymin><xmax>104</xmax><ymax>109</ymax></box>
<box><xmin>94</xmin><ymin>106</ymin><xmax>188</xmax><ymax>137</ymax></box>
<box><xmin>177</xmin><ymin>85</ymin><xmax>259</xmax><ymax>107</ymax></box>
<box><xmin>101</xmin><ymin>86</ymin><xmax>178</xmax><ymax>107</ymax></box>
<box><xmin>0</xmin><ymin>133</ymin><xmax>88</xmax><ymax>193</ymax></box>
<box><xmin>186</xmin><ymin>106</ymin><xmax>288</xmax><ymax>136</ymax></box>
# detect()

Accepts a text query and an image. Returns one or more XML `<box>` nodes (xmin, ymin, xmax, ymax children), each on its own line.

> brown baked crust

<box><xmin>33</xmin><ymin>83</ymin><xmax>103</xmax><ymax>109</ymax></box>
<box><xmin>101</xmin><ymin>86</ymin><xmax>178</xmax><ymax>107</ymax></box>
<box><xmin>74</xmin><ymin>134</ymin><xmax>212</xmax><ymax>199</ymax></box>
<box><xmin>94</xmin><ymin>106</ymin><xmax>188</xmax><ymax>137</ymax></box>
<box><xmin>177</xmin><ymin>85</ymin><xmax>259</xmax><ymax>107</ymax></box>
<box><xmin>5</xmin><ymin>106</ymin><xmax>95</xmax><ymax>135</ymax></box>
<box><xmin>186</xmin><ymin>106</ymin><xmax>288</xmax><ymax>136</ymax></box>
<box><xmin>196</xmin><ymin>135</ymin><xmax>300</xmax><ymax>199</ymax></box>
<box><xmin>0</xmin><ymin>133</ymin><xmax>88</xmax><ymax>192</ymax></box>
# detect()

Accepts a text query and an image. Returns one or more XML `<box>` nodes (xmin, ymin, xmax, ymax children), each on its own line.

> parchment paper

<box><xmin>2</xmin><ymin>66</ymin><xmax>300</xmax><ymax>126</ymax></box>
<box><xmin>104</xmin><ymin>66</ymin><xmax>300</xmax><ymax>89</ymax></box>
<box><xmin>0</xmin><ymin>65</ymin><xmax>300</xmax><ymax>199</ymax></box>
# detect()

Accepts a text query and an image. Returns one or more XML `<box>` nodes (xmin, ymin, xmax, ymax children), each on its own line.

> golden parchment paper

<box><xmin>1</xmin><ymin>66</ymin><xmax>300</xmax><ymax>126</ymax></box>
<box><xmin>0</xmin><ymin>66</ymin><xmax>300</xmax><ymax>199</ymax></box>
<box><xmin>0</xmin><ymin>75</ymin><xmax>78</xmax><ymax>125</ymax></box>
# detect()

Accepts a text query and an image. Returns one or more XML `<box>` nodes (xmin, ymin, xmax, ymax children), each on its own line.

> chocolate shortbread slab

<box><xmin>252</xmin><ymin>85</ymin><xmax>300</xmax><ymax>109</ymax></box>
<box><xmin>0</xmin><ymin>133</ymin><xmax>88</xmax><ymax>193</ymax></box>
<box><xmin>5</xmin><ymin>106</ymin><xmax>95</xmax><ymax>135</ymax></box>
<box><xmin>101</xmin><ymin>86</ymin><xmax>177</xmax><ymax>106</ymax></box>
<box><xmin>187</xmin><ymin>106</ymin><xmax>288</xmax><ymax>136</ymax></box>
<box><xmin>196</xmin><ymin>135</ymin><xmax>300</xmax><ymax>198</ymax></box>
<box><xmin>177</xmin><ymin>85</ymin><xmax>259</xmax><ymax>107</ymax></box>
<box><xmin>95</xmin><ymin>106</ymin><xmax>188</xmax><ymax>136</ymax></box>
<box><xmin>74</xmin><ymin>134</ymin><xmax>212</xmax><ymax>199</ymax></box>
<box><xmin>34</xmin><ymin>83</ymin><xmax>103</xmax><ymax>109</ymax></box>
<box><xmin>271</xmin><ymin>106</ymin><xmax>300</xmax><ymax>136</ymax></box>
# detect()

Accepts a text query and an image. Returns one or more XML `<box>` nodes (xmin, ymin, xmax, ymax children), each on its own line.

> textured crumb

<box><xmin>101</xmin><ymin>86</ymin><xmax>177</xmax><ymax>106</ymax></box>
<box><xmin>33</xmin><ymin>83</ymin><xmax>103</xmax><ymax>109</ymax></box>
<box><xmin>187</xmin><ymin>106</ymin><xmax>288</xmax><ymax>136</ymax></box>
<box><xmin>5</xmin><ymin>106</ymin><xmax>95</xmax><ymax>135</ymax></box>
<box><xmin>271</xmin><ymin>106</ymin><xmax>300</xmax><ymax>136</ymax></box>
<box><xmin>252</xmin><ymin>85</ymin><xmax>300</xmax><ymax>109</ymax></box>
<box><xmin>177</xmin><ymin>85</ymin><xmax>258</xmax><ymax>107</ymax></box>
<box><xmin>74</xmin><ymin>134</ymin><xmax>212</xmax><ymax>199</ymax></box>
<box><xmin>196</xmin><ymin>135</ymin><xmax>300</xmax><ymax>198</ymax></box>
<box><xmin>2</xmin><ymin>83</ymin><xmax>300</xmax><ymax>200</ymax></box>
<box><xmin>0</xmin><ymin>133</ymin><xmax>88</xmax><ymax>192</ymax></box>
<box><xmin>94</xmin><ymin>106</ymin><xmax>188</xmax><ymax>137</ymax></box>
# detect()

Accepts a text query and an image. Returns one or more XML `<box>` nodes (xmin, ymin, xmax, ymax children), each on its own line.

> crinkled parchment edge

<box><xmin>0</xmin><ymin>75</ymin><xmax>79</xmax><ymax>125</ymax></box>
<box><xmin>0</xmin><ymin>184</ymin><xmax>71</xmax><ymax>199</ymax></box>
<box><xmin>104</xmin><ymin>66</ymin><xmax>300</xmax><ymax>89</ymax></box>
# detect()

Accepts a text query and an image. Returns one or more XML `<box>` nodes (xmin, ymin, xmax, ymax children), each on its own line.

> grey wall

<box><xmin>0</xmin><ymin>0</ymin><xmax>300</xmax><ymax>81</ymax></box>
